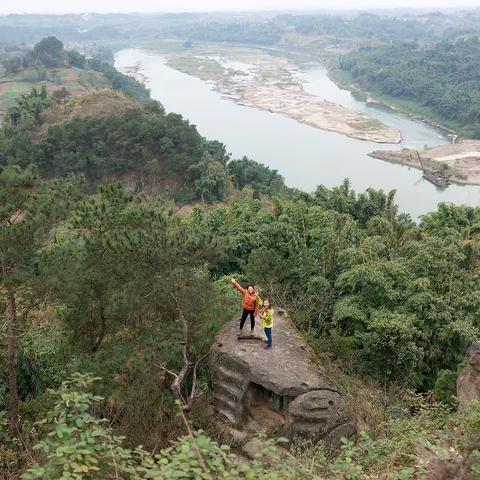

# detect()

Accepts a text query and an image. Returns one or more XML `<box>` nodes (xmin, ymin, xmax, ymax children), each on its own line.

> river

<box><xmin>115</xmin><ymin>48</ymin><xmax>480</xmax><ymax>218</ymax></box>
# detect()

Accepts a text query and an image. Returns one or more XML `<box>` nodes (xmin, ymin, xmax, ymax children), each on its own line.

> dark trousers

<box><xmin>264</xmin><ymin>327</ymin><xmax>272</xmax><ymax>347</ymax></box>
<box><xmin>240</xmin><ymin>309</ymin><xmax>255</xmax><ymax>330</ymax></box>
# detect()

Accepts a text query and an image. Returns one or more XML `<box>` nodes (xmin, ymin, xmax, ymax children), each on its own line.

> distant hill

<box><xmin>0</xmin><ymin>84</ymin><xmax>287</xmax><ymax>204</ymax></box>
<box><xmin>0</xmin><ymin>36</ymin><xmax>289</xmax><ymax>204</ymax></box>
<box><xmin>0</xmin><ymin>36</ymin><xmax>150</xmax><ymax>117</ymax></box>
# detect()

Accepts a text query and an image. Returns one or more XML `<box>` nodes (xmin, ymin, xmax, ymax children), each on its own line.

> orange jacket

<box><xmin>233</xmin><ymin>282</ymin><xmax>259</xmax><ymax>315</ymax></box>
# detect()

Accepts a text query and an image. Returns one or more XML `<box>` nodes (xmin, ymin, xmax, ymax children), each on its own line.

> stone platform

<box><xmin>209</xmin><ymin>310</ymin><xmax>356</xmax><ymax>448</ymax></box>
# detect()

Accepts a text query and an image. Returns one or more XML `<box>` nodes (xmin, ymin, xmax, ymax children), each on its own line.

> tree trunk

<box><xmin>6</xmin><ymin>290</ymin><xmax>20</xmax><ymax>437</ymax></box>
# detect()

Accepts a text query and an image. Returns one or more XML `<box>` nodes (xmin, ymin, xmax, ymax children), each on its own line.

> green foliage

<box><xmin>197</xmin><ymin>184</ymin><xmax>480</xmax><ymax>390</ymax></box>
<box><xmin>18</xmin><ymin>377</ymin><xmax>480</xmax><ymax>479</ymax></box>
<box><xmin>0</xmin><ymin>410</ymin><xmax>19</xmax><ymax>478</ymax></box>
<box><xmin>22</xmin><ymin>373</ymin><xmax>143</xmax><ymax>480</ymax></box>
<box><xmin>228</xmin><ymin>156</ymin><xmax>287</xmax><ymax>196</ymax></box>
<box><xmin>1</xmin><ymin>96</ymin><xmax>287</xmax><ymax>203</ymax></box>
<box><xmin>92</xmin><ymin>46</ymin><xmax>114</xmax><ymax>64</ymax></box>
<box><xmin>66</xmin><ymin>50</ymin><xmax>86</xmax><ymax>69</ymax></box>
<box><xmin>21</xmin><ymin>374</ymin><xmax>298</xmax><ymax>479</ymax></box>
<box><xmin>5</xmin><ymin>85</ymin><xmax>49</xmax><ymax>128</ymax></box>
<box><xmin>42</xmin><ymin>182</ymin><xmax>218</xmax><ymax>352</ymax></box>
<box><xmin>4</xmin><ymin>13</ymin><xmax>480</xmax><ymax>480</ymax></box>
<box><xmin>2</xmin><ymin>55</ymin><xmax>23</xmax><ymax>74</ymax></box>
<box><xmin>356</xmin><ymin>311</ymin><xmax>423</xmax><ymax>385</ymax></box>
<box><xmin>165</xmin><ymin>20</ymin><xmax>283</xmax><ymax>46</ymax></box>
<box><xmin>0</xmin><ymin>165</ymin><xmax>82</xmax><ymax>294</ymax></box>
<box><xmin>190</xmin><ymin>154</ymin><xmax>231</xmax><ymax>203</ymax></box>
<box><xmin>339</xmin><ymin>37</ymin><xmax>480</xmax><ymax>135</ymax></box>
<box><xmin>32</xmin><ymin>37</ymin><xmax>65</xmax><ymax>68</ymax></box>
<box><xmin>88</xmin><ymin>57</ymin><xmax>151</xmax><ymax>103</ymax></box>
<box><xmin>1</xmin><ymin>102</ymin><xmax>209</xmax><ymax>189</ymax></box>
<box><xmin>433</xmin><ymin>369</ymin><xmax>459</xmax><ymax>408</ymax></box>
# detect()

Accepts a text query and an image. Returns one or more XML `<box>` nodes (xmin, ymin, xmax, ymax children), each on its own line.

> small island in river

<box><xmin>145</xmin><ymin>43</ymin><xmax>401</xmax><ymax>144</ymax></box>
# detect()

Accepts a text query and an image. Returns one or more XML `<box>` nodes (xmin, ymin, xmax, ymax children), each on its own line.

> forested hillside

<box><xmin>2</xmin><ymin>161</ymin><xmax>480</xmax><ymax>477</ymax></box>
<box><xmin>2</xmin><ymin>17</ymin><xmax>480</xmax><ymax>480</ymax></box>
<box><xmin>338</xmin><ymin>37</ymin><xmax>480</xmax><ymax>137</ymax></box>
<box><xmin>0</xmin><ymin>84</ymin><xmax>286</xmax><ymax>203</ymax></box>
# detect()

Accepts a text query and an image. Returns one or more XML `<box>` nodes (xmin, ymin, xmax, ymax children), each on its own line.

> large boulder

<box><xmin>209</xmin><ymin>310</ymin><xmax>356</xmax><ymax>448</ymax></box>
<box><xmin>457</xmin><ymin>341</ymin><xmax>480</xmax><ymax>411</ymax></box>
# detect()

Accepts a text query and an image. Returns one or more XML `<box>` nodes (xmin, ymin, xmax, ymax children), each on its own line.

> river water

<box><xmin>115</xmin><ymin>48</ymin><xmax>480</xmax><ymax>218</ymax></box>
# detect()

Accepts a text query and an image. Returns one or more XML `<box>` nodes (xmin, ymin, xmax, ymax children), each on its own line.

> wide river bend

<box><xmin>115</xmin><ymin>48</ymin><xmax>480</xmax><ymax>218</ymax></box>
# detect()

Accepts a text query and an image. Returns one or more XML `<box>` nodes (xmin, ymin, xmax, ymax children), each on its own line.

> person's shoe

<box><xmin>238</xmin><ymin>329</ymin><xmax>243</xmax><ymax>337</ymax></box>
<box><xmin>263</xmin><ymin>344</ymin><xmax>272</xmax><ymax>349</ymax></box>
<box><xmin>250</xmin><ymin>329</ymin><xmax>254</xmax><ymax>336</ymax></box>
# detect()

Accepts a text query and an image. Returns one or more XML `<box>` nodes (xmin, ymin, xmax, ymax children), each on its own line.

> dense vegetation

<box><xmin>2</xmin><ymin>99</ymin><xmax>205</xmax><ymax>182</ymax></box>
<box><xmin>338</xmin><ymin>37</ymin><xmax>480</xmax><ymax>137</ymax></box>
<box><xmin>2</xmin><ymin>159</ymin><xmax>480</xmax><ymax>477</ymax></box>
<box><xmin>3</xmin><ymin>11</ymin><xmax>480</xmax><ymax>479</ymax></box>
<box><xmin>0</xmin><ymin>88</ymin><xmax>287</xmax><ymax>206</ymax></box>
<box><xmin>87</xmin><ymin>57</ymin><xmax>151</xmax><ymax>103</ymax></box>
<box><xmin>1</xmin><ymin>42</ymin><xmax>480</xmax><ymax>477</ymax></box>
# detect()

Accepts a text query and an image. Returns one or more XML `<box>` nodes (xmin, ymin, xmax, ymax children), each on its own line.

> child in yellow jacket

<box><xmin>260</xmin><ymin>299</ymin><xmax>273</xmax><ymax>348</ymax></box>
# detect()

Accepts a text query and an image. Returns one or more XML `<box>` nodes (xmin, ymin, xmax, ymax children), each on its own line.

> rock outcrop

<box><xmin>457</xmin><ymin>341</ymin><xmax>480</xmax><ymax>411</ymax></box>
<box><xmin>209</xmin><ymin>309</ymin><xmax>356</xmax><ymax>448</ymax></box>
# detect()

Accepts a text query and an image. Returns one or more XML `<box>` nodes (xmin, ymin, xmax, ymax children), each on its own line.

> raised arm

<box><xmin>231</xmin><ymin>278</ymin><xmax>246</xmax><ymax>294</ymax></box>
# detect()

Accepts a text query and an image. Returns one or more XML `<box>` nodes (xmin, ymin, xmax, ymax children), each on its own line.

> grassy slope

<box><xmin>0</xmin><ymin>65</ymin><xmax>110</xmax><ymax>117</ymax></box>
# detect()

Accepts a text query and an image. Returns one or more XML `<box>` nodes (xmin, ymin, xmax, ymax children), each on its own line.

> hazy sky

<box><xmin>1</xmin><ymin>0</ymin><xmax>480</xmax><ymax>15</ymax></box>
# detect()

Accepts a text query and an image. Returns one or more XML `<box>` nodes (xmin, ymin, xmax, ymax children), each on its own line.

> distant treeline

<box><xmin>339</xmin><ymin>37</ymin><xmax>480</xmax><ymax>137</ymax></box>
<box><xmin>161</xmin><ymin>12</ymin><xmax>480</xmax><ymax>46</ymax></box>
<box><xmin>2</xmin><ymin>11</ymin><xmax>480</xmax><ymax>46</ymax></box>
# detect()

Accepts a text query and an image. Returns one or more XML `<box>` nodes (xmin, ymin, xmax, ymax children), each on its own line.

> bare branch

<box><xmin>187</xmin><ymin>352</ymin><xmax>209</xmax><ymax>408</ymax></box>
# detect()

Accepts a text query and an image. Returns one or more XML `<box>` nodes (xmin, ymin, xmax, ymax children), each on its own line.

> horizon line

<box><xmin>1</xmin><ymin>5</ymin><xmax>480</xmax><ymax>16</ymax></box>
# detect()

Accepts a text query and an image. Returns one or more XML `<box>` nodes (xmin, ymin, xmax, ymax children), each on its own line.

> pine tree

<box><xmin>0</xmin><ymin>166</ymin><xmax>82</xmax><ymax>436</ymax></box>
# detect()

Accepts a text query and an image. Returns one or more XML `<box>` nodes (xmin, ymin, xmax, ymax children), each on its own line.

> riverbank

<box><xmin>369</xmin><ymin>140</ymin><xmax>480</xmax><ymax>186</ymax></box>
<box><xmin>326</xmin><ymin>65</ymin><xmax>458</xmax><ymax>143</ymax></box>
<box><xmin>155</xmin><ymin>43</ymin><xmax>401</xmax><ymax>144</ymax></box>
<box><xmin>117</xmin><ymin>62</ymin><xmax>147</xmax><ymax>84</ymax></box>
<box><xmin>115</xmin><ymin>47</ymin><xmax>480</xmax><ymax>218</ymax></box>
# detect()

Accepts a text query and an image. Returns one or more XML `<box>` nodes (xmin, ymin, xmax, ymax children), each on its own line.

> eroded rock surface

<box><xmin>457</xmin><ymin>341</ymin><xmax>480</xmax><ymax>411</ymax></box>
<box><xmin>209</xmin><ymin>310</ymin><xmax>356</xmax><ymax>448</ymax></box>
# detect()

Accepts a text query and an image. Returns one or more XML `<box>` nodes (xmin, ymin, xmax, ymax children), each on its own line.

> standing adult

<box><xmin>231</xmin><ymin>278</ymin><xmax>260</xmax><ymax>336</ymax></box>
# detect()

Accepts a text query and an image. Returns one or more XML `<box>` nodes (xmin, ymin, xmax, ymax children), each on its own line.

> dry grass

<box><xmin>314</xmin><ymin>351</ymin><xmax>388</xmax><ymax>434</ymax></box>
<box><xmin>34</xmin><ymin>89</ymin><xmax>142</xmax><ymax>141</ymax></box>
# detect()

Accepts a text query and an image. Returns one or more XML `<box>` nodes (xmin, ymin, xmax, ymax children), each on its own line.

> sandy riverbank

<box><xmin>369</xmin><ymin>140</ymin><xmax>480</xmax><ymax>186</ymax></box>
<box><xmin>117</xmin><ymin>63</ymin><xmax>147</xmax><ymax>84</ymax></box>
<box><xmin>159</xmin><ymin>44</ymin><xmax>401</xmax><ymax>144</ymax></box>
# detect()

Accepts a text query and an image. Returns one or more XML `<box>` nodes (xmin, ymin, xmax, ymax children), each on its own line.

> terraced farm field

<box><xmin>0</xmin><ymin>66</ymin><xmax>108</xmax><ymax>116</ymax></box>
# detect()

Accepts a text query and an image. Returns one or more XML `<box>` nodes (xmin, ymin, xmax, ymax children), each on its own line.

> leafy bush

<box><xmin>23</xmin><ymin>374</ymin><xmax>297</xmax><ymax>479</ymax></box>
<box><xmin>356</xmin><ymin>310</ymin><xmax>423</xmax><ymax>385</ymax></box>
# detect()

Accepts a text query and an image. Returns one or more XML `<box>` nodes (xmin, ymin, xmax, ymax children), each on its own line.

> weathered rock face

<box><xmin>457</xmin><ymin>341</ymin><xmax>480</xmax><ymax>411</ymax></box>
<box><xmin>209</xmin><ymin>310</ymin><xmax>356</xmax><ymax>448</ymax></box>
